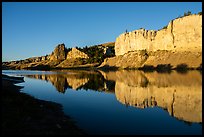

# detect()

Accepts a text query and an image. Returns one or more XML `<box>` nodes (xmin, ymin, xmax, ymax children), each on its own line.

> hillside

<box><xmin>2</xmin><ymin>42</ymin><xmax>115</xmax><ymax>70</ymax></box>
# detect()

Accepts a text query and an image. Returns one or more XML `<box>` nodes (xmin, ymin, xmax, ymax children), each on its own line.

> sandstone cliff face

<box><xmin>100</xmin><ymin>15</ymin><xmax>202</xmax><ymax>69</ymax></box>
<box><xmin>115</xmin><ymin>29</ymin><xmax>157</xmax><ymax>56</ymax></box>
<box><xmin>67</xmin><ymin>48</ymin><xmax>89</xmax><ymax>59</ymax></box>
<box><xmin>115</xmin><ymin>15</ymin><xmax>202</xmax><ymax>56</ymax></box>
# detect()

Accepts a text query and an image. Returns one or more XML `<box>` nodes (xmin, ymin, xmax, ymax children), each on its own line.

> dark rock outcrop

<box><xmin>49</xmin><ymin>44</ymin><xmax>67</xmax><ymax>61</ymax></box>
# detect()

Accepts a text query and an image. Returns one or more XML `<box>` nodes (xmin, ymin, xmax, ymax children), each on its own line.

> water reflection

<box><xmin>23</xmin><ymin>70</ymin><xmax>115</xmax><ymax>93</ymax></box>
<box><xmin>20</xmin><ymin>70</ymin><xmax>202</xmax><ymax>123</ymax></box>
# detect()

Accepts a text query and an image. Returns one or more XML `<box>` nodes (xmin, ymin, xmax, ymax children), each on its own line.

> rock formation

<box><xmin>67</xmin><ymin>48</ymin><xmax>89</xmax><ymax>59</ymax></box>
<box><xmin>100</xmin><ymin>14</ymin><xmax>202</xmax><ymax>69</ymax></box>
<box><xmin>2</xmin><ymin>44</ymin><xmax>92</xmax><ymax>69</ymax></box>
<box><xmin>55</xmin><ymin>48</ymin><xmax>90</xmax><ymax>68</ymax></box>
<box><xmin>49</xmin><ymin>44</ymin><xmax>67</xmax><ymax>61</ymax></box>
<box><xmin>115</xmin><ymin>14</ymin><xmax>202</xmax><ymax>56</ymax></box>
<box><xmin>2</xmin><ymin>14</ymin><xmax>202</xmax><ymax>70</ymax></box>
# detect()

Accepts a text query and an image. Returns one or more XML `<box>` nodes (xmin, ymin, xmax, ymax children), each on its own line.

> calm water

<box><xmin>2</xmin><ymin>69</ymin><xmax>202</xmax><ymax>135</ymax></box>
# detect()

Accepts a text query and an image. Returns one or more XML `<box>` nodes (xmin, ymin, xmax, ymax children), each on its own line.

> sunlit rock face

<box><xmin>101</xmin><ymin>70</ymin><xmax>202</xmax><ymax>123</ymax></box>
<box><xmin>115</xmin><ymin>15</ymin><xmax>202</xmax><ymax>56</ymax></box>
<box><xmin>115</xmin><ymin>29</ymin><xmax>157</xmax><ymax>56</ymax></box>
<box><xmin>100</xmin><ymin>15</ymin><xmax>202</xmax><ymax>69</ymax></box>
<box><xmin>67</xmin><ymin>48</ymin><xmax>89</xmax><ymax>59</ymax></box>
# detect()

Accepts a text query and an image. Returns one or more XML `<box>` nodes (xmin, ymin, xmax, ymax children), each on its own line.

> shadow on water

<box><xmin>20</xmin><ymin>69</ymin><xmax>202</xmax><ymax>124</ymax></box>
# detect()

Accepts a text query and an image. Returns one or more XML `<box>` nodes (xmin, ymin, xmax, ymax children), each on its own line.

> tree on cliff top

<box><xmin>184</xmin><ymin>11</ymin><xmax>192</xmax><ymax>16</ymax></box>
<box><xmin>198</xmin><ymin>11</ymin><xmax>202</xmax><ymax>15</ymax></box>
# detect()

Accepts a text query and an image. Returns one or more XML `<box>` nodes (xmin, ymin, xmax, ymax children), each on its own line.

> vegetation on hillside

<box><xmin>75</xmin><ymin>43</ymin><xmax>115</xmax><ymax>64</ymax></box>
<box><xmin>198</xmin><ymin>11</ymin><xmax>202</xmax><ymax>15</ymax></box>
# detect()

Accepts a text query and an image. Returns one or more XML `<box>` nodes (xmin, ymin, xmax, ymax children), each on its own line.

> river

<box><xmin>2</xmin><ymin>69</ymin><xmax>202</xmax><ymax>135</ymax></box>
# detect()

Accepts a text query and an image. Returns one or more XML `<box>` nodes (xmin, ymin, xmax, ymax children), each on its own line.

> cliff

<box><xmin>100</xmin><ymin>14</ymin><xmax>202</xmax><ymax>69</ymax></box>
<box><xmin>115</xmin><ymin>14</ymin><xmax>202</xmax><ymax>56</ymax></box>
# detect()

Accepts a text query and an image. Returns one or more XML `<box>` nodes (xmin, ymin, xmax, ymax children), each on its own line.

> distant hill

<box><xmin>2</xmin><ymin>42</ymin><xmax>115</xmax><ymax>70</ymax></box>
<box><xmin>101</xmin><ymin>42</ymin><xmax>115</xmax><ymax>47</ymax></box>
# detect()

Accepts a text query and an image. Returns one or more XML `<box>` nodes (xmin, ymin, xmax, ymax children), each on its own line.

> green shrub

<box><xmin>162</xmin><ymin>25</ymin><xmax>167</xmax><ymax>29</ymax></box>
<box><xmin>184</xmin><ymin>11</ymin><xmax>191</xmax><ymax>16</ymax></box>
<box><xmin>198</xmin><ymin>11</ymin><xmax>202</xmax><ymax>15</ymax></box>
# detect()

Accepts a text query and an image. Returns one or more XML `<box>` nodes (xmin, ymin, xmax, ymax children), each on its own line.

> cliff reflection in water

<box><xmin>23</xmin><ymin>70</ymin><xmax>115</xmax><ymax>93</ymax></box>
<box><xmin>100</xmin><ymin>70</ymin><xmax>202</xmax><ymax>123</ymax></box>
<box><xmin>22</xmin><ymin>70</ymin><xmax>202</xmax><ymax>123</ymax></box>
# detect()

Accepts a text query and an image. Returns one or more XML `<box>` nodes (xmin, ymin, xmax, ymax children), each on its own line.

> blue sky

<box><xmin>2</xmin><ymin>2</ymin><xmax>202</xmax><ymax>62</ymax></box>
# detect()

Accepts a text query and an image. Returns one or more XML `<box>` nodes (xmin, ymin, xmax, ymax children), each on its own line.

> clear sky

<box><xmin>2</xmin><ymin>2</ymin><xmax>202</xmax><ymax>62</ymax></box>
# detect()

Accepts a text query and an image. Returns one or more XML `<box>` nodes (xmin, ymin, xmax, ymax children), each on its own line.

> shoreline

<box><xmin>2</xmin><ymin>75</ymin><xmax>86</xmax><ymax>135</ymax></box>
<box><xmin>2</xmin><ymin>64</ymin><xmax>202</xmax><ymax>73</ymax></box>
